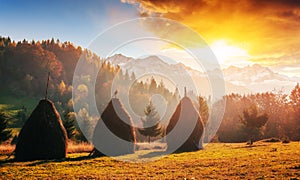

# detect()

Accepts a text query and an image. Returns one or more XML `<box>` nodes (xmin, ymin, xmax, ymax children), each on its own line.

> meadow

<box><xmin>0</xmin><ymin>142</ymin><xmax>299</xmax><ymax>179</ymax></box>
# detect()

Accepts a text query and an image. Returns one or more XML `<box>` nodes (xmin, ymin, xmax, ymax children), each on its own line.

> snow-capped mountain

<box><xmin>107</xmin><ymin>54</ymin><xmax>299</xmax><ymax>95</ymax></box>
<box><xmin>222</xmin><ymin>64</ymin><xmax>299</xmax><ymax>93</ymax></box>
<box><xmin>107</xmin><ymin>54</ymin><xmax>134</xmax><ymax>66</ymax></box>
<box><xmin>223</xmin><ymin>64</ymin><xmax>292</xmax><ymax>84</ymax></box>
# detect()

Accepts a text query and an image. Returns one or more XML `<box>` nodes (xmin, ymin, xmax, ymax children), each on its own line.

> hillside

<box><xmin>0</xmin><ymin>37</ymin><xmax>82</xmax><ymax>112</ymax></box>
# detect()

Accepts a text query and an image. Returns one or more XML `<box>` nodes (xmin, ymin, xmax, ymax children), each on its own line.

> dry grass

<box><xmin>66</xmin><ymin>141</ymin><xmax>93</xmax><ymax>153</ymax></box>
<box><xmin>0</xmin><ymin>142</ymin><xmax>299</xmax><ymax>179</ymax></box>
<box><xmin>0</xmin><ymin>141</ymin><xmax>93</xmax><ymax>156</ymax></box>
<box><xmin>0</xmin><ymin>141</ymin><xmax>165</xmax><ymax>156</ymax></box>
<box><xmin>0</xmin><ymin>144</ymin><xmax>14</xmax><ymax>155</ymax></box>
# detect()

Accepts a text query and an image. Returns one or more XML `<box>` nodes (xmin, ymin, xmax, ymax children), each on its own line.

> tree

<box><xmin>63</xmin><ymin>110</ymin><xmax>76</xmax><ymax>139</ymax></box>
<box><xmin>139</xmin><ymin>101</ymin><xmax>162</xmax><ymax>143</ymax></box>
<box><xmin>75</xmin><ymin>108</ymin><xmax>91</xmax><ymax>142</ymax></box>
<box><xmin>289</xmin><ymin>83</ymin><xmax>300</xmax><ymax>140</ymax></box>
<box><xmin>50</xmin><ymin>37</ymin><xmax>55</xmax><ymax>44</ymax></box>
<box><xmin>173</xmin><ymin>87</ymin><xmax>180</xmax><ymax>102</ymax></box>
<box><xmin>14</xmin><ymin>106</ymin><xmax>27</xmax><ymax>128</ymax></box>
<box><xmin>130</xmin><ymin>72</ymin><xmax>136</xmax><ymax>81</ymax></box>
<box><xmin>198</xmin><ymin>96</ymin><xmax>209</xmax><ymax>125</ymax></box>
<box><xmin>149</xmin><ymin>77</ymin><xmax>157</xmax><ymax>93</ymax></box>
<box><xmin>123</xmin><ymin>69</ymin><xmax>130</xmax><ymax>82</ymax></box>
<box><xmin>290</xmin><ymin>83</ymin><xmax>300</xmax><ymax>107</ymax></box>
<box><xmin>198</xmin><ymin>96</ymin><xmax>210</xmax><ymax>142</ymax></box>
<box><xmin>0</xmin><ymin>112</ymin><xmax>12</xmax><ymax>143</ymax></box>
<box><xmin>240</xmin><ymin>105</ymin><xmax>268</xmax><ymax>144</ymax></box>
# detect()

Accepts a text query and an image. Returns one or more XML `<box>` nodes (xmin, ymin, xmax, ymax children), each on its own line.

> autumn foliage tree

<box><xmin>240</xmin><ymin>105</ymin><xmax>268</xmax><ymax>143</ymax></box>
<box><xmin>289</xmin><ymin>83</ymin><xmax>300</xmax><ymax>140</ymax></box>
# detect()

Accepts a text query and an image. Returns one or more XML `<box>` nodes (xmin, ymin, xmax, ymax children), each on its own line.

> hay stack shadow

<box><xmin>15</xmin><ymin>99</ymin><xmax>67</xmax><ymax>161</ymax></box>
<box><xmin>166</xmin><ymin>96</ymin><xmax>204</xmax><ymax>153</ymax></box>
<box><xmin>91</xmin><ymin>98</ymin><xmax>136</xmax><ymax>157</ymax></box>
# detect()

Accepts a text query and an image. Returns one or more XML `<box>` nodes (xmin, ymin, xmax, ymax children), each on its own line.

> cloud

<box><xmin>122</xmin><ymin>0</ymin><xmax>300</xmax><ymax>69</ymax></box>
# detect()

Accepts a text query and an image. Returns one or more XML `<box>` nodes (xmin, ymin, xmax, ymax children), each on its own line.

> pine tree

<box><xmin>149</xmin><ymin>77</ymin><xmax>157</xmax><ymax>93</ymax></box>
<box><xmin>63</xmin><ymin>110</ymin><xmax>76</xmax><ymax>139</ymax></box>
<box><xmin>0</xmin><ymin>112</ymin><xmax>12</xmax><ymax>143</ymax></box>
<box><xmin>139</xmin><ymin>101</ymin><xmax>162</xmax><ymax>143</ymax></box>
<box><xmin>198</xmin><ymin>96</ymin><xmax>209</xmax><ymax>125</ymax></box>
<box><xmin>130</xmin><ymin>72</ymin><xmax>136</xmax><ymax>81</ymax></box>
<box><xmin>14</xmin><ymin>106</ymin><xmax>27</xmax><ymax>127</ymax></box>
<box><xmin>50</xmin><ymin>37</ymin><xmax>55</xmax><ymax>44</ymax></box>
<box><xmin>198</xmin><ymin>96</ymin><xmax>210</xmax><ymax>142</ymax></box>
<box><xmin>173</xmin><ymin>87</ymin><xmax>180</xmax><ymax>101</ymax></box>
<box><xmin>124</xmin><ymin>69</ymin><xmax>130</xmax><ymax>82</ymax></box>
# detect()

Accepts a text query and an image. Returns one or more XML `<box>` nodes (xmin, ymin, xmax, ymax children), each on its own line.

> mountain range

<box><xmin>108</xmin><ymin>54</ymin><xmax>299</xmax><ymax>96</ymax></box>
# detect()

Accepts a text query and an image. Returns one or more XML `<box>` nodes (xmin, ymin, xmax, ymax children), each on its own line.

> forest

<box><xmin>0</xmin><ymin>36</ymin><xmax>299</xmax><ymax>144</ymax></box>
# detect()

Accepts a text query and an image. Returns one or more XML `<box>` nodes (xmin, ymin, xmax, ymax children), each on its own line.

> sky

<box><xmin>1</xmin><ymin>0</ymin><xmax>299</xmax><ymax>76</ymax></box>
<box><xmin>0</xmin><ymin>0</ymin><xmax>138</xmax><ymax>47</ymax></box>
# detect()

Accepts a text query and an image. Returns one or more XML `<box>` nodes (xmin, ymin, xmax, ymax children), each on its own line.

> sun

<box><xmin>210</xmin><ymin>40</ymin><xmax>250</xmax><ymax>66</ymax></box>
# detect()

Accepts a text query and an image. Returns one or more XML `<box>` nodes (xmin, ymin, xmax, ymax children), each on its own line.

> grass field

<box><xmin>0</xmin><ymin>90</ymin><xmax>39</xmax><ymax>113</ymax></box>
<box><xmin>0</xmin><ymin>142</ymin><xmax>299</xmax><ymax>179</ymax></box>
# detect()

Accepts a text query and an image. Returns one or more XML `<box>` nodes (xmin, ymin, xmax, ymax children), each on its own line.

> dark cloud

<box><xmin>123</xmin><ymin>0</ymin><xmax>300</xmax><ymax>15</ymax></box>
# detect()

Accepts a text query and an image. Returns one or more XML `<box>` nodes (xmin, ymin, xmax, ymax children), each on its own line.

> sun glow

<box><xmin>210</xmin><ymin>40</ymin><xmax>250</xmax><ymax>66</ymax></box>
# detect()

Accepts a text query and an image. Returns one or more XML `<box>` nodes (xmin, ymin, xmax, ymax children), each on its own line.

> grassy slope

<box><xmin>0</xmin><ymin>90</ymin><xmax>39</xmax><ymax>113</ymax></box>
<box><xmin>0</xmin><ymin>91</ymin><xmax>39</xmax><ymax>132</ymax></box>
<box><xmin>0</xmin><ymin>142</ymin><xmax>299</xmax><ymax>179</ymax></box>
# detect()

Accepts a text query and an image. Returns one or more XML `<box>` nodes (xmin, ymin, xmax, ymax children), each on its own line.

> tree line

<box><xmin>0</xmin><ymin>36</ymin><xmax>299</xmax><ymax>144</ymax></box>
<box><xmin>215</xmin><ymin>85</ymin><xmax>300</xmax><ymax>142</ymax></box>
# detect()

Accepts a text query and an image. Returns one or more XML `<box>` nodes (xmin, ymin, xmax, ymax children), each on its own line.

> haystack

<box><xmin>166</xmin><ymin>96</ymin><xmax>204</xmax><ymax>153</ymax></box>
<box><xmin>91</xmin><ymin>98</ymin><xmax>136</xmax><ymax>157</ymax></box>
<box><xmin>15</xmin><ymin>99</ymin><xmax>67</xmax><ymax>161</ymax></box>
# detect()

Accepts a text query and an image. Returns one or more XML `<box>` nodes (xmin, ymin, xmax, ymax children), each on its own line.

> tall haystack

<box><xmin>91</xmin><ymin>98</ymin><xmax>136</xmax><ymax>157</ymax></box>
<box><xmin>15</xmin><ymin>99</ymin><xmax>67</xmax><ymax>161</ymax></box>
<box><xmin>166</xmin><ymin>96</ymin><xmax>204</xmax><ymax>153</ymax></box>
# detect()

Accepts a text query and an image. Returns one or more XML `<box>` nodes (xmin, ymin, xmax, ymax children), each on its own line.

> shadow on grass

<box><xmin>138</xmin><ymin>151</ymin><xmax>167</xmax><ymax>159</ymax></box>
<box><xmin>1</xmin><ymin>149</ymin><xmax>185</xmax><ymax>165</ymax></box>
<box><xmin>0</xmin><ymin>158</ymin><xmax>15</xmax><ymax>165</ymax></box>
<box><xmin>27</xmin><ymin>155</ymin><xmax>97</xmax><ymax>166</ymax></box>
<box><xmin>239</xmin><ymin>144</ymin><xmax>268</xmax><ymax>149</ymax></box>
<box><xmin>0</xmin><ymin>154</ymin><xmax>97</xmax><ymax>166</ymax></box>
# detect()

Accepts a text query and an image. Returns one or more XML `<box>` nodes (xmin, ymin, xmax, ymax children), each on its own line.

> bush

<box><xmin>282</xmin><ymin>137</ymin><xmax>290</xmax><ymax>144</ymax></box>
